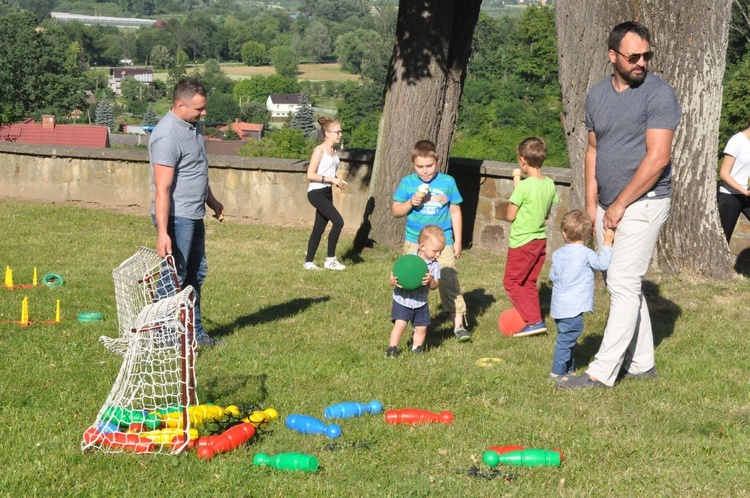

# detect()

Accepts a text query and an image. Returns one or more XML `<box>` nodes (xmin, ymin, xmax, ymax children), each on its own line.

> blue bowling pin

<box><xmin>285</xmin><ymin>414</ymin><xmax>342</xmax><ymax>439</ymax></box>
<box><xmin>324</xmin><ymin>400</ymin><xmax>383</xmax><ymax>419</ymax></box>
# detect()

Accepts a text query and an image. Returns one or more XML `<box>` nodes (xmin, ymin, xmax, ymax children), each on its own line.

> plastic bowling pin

<box><xmin>483</xmin><ymin>449</ymin><xmax>561</xmax><ymax>468</ymax></box>
<box><xmin>253</xmin><ymin>452</ymin><xmax>319</xmax><ymax>472</ymax></box>
<box><xmin>487</xmin><ymin>445</ymin><xmax>564</xmax><ymax>462</ymax></box>
<box><xmin>324</xmin><ymin>400</ymin><xmax>383</xmax><ymax>419</ymax></box>
<box><xmin>285</xmin><ymin>414</ymin><xmax>341</xmax><ymax>438</ymax></box>
<box><xmin>384</xmin><ymin>408</ymin><xmax>454</xmax><ymax>425</ymax></box>
<box><xmin>244</xmin><ymin>408</ymin><xmax>279</xmax><ymax>428</ymax></box>
<box><xmin>211</xmin><ymin>422</ymin><xmax>256</xmax><ymax>453</ymax></box>
<box><xmin>487</xmin><ymin>445</ymin><xmax>525</xmax><ymax>455</ymax></box>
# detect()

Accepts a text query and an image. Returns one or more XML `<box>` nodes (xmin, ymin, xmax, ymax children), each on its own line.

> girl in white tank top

<box><xmin>304</xmin><ymin>117</ymin><xmax>349</xmax><ymax>271</ymax></box>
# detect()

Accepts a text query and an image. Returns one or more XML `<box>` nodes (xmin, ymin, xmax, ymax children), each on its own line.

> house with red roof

<box><xmin>210</xmin><ymin>120</ymin><xmax>265</xmax><ymax>141</ymax></box>
<box><xmin>0</xmin><ymin>116</ymin><xmax>110</xmax><ymax>148</ymax></box>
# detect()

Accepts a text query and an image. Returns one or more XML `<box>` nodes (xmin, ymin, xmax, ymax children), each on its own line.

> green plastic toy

<box><xmin>392</xmin><ymin>254</ymin><xmax>428</xmax><ymax>291</ymax></box>
<box><xmin>253</xmin><ymin>452</ymin><xmax>319</xmax><ymax>472</ymax></box>
<box><xmin>483</xmin><ymin>448</ymin><xmax>561</xmax><ymax>468</ymax></box>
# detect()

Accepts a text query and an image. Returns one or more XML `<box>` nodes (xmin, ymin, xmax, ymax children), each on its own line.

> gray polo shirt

<box><xmin>585</xmin><ymin>71</ymin><xmax>682</xmax><ymax>208</ymax></box>
<box><xmin>149</xmin><ymin>109</ymin><xmax>209</xmax><ymax>220</ymax></box>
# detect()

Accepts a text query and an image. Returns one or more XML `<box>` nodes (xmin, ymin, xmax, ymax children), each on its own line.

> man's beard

<box><xmin>620</xmin><ymin>66</ymin><xmax>646</xmax><ymax>86</ymax></box>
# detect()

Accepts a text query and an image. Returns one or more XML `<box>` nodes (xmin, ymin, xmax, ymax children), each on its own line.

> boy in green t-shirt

<box><xmin>503</xmin><ymin>137</ymin><xmax>559</xmax><ymax>337</ymax></box>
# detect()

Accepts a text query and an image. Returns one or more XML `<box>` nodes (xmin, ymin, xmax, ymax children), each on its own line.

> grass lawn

<box><xmin>1</xmin><ymin>198</ymin><xmax>749</xmax><ymax>496</ymax></box>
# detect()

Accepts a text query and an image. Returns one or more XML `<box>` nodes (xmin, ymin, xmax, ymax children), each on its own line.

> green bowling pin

<box><xmin>253</xmin><ymin>452</ymin><xmax>319</xmax><ymax>472</ymax></box>
<box><xmin>483</xmin><ymin>448</ymin><xmax>561</xmax><ymax>467</ymax></box>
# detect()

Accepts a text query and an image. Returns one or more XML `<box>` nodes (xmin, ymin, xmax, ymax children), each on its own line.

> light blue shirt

<box><xmin>549</xmin><ymin>243</ymin><xmax>612</xmax><ymax>319</ymax></box>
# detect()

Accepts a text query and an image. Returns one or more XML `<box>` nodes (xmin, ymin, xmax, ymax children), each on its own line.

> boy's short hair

<box><xmin>418</xmin><ymin>225</ymin><xmax>446</xmax><ymax>246</ymax></box>
<box><xmin>560</xmin><ymin>209</ymin><xmax>592</xmax><ymax>243</ymax></box>
<box><xmin>412</xmin><ymin>140</ymin><xmax>439</xmax><ymax>162</ymax></box>
<box><xmin>517</xmin><ymin>137</ymin><xmax>547</xmax><ymax>167</ymax></box>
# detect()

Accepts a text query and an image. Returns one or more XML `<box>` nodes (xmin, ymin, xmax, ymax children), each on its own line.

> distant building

<box><xmin>108</xmin><ymin>68</ymin><xmax>154</xmax><ymax>96</ymax></box>
<box><xmin>50</xmin><ymin>12</ymin><xmax>158</xmax><ymax>28</ymax></box>
<box><xmin>216</xmin><ymin>120</ymin><xmax>265</xmax><ymax>141</ymax></box>
<box><xmin>266</xmin><ymin>94</ymin><xmax>301</xmax><ymax>123</ymax></box>
<box><xmin>0</xmin><ymin>116</ymin><xmax>110</xmax><ymax>148</ymax></box>
<box><xmin>205</xmin><ymin>120</ymin><xmax>264</xmax><ymax>156</ymax></box>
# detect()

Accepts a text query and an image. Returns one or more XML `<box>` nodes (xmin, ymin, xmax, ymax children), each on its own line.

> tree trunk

<box><xmin>555</xmin><ymin>0</ymin><xmax>735</xmax><ymax>279</ymax></box>
<box><xmin>363</xmin><ymin>0</ymin><xmax>482</xmax><ymax>249</ymax></box>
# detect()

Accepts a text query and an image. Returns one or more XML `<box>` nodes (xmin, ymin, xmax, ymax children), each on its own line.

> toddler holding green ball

<box><xmin>386</xmin><ymin>225</ymin><xmax>445</xmax><ymax>358</ymax></box>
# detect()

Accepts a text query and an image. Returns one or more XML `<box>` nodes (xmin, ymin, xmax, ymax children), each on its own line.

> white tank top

<box><xmin>307</xmin><ymin>146</ymin><xmax>340</xmax><ymax>192</ymax></box>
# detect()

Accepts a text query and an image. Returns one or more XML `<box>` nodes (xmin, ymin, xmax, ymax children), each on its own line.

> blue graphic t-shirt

<box><xmin>393</xmin><ymin>172</ymin><xmax>463</xmax><ymax>245</ymax></box>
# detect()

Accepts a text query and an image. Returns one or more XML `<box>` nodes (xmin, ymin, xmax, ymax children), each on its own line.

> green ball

<box><xmin>392</xmin><ymin>254</ymin><xmax>429</xmax><ymax>291</ymax></box>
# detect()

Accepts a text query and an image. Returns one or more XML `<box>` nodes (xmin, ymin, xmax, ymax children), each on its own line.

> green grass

<box><xmin>1</xmin><ymin>199</ymin><xmax>749</xmax><ymax>496</ymax></box>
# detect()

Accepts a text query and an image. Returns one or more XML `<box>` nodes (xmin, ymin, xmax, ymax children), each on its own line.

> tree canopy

<box><xmin>0</xmin><ymin>11</ymin><xmax>86</xmax><ymax>122</ymax></box>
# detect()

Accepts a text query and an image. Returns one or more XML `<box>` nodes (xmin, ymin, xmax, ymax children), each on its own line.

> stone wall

<box><xmin>3</xmin><ymin>142</ymin><xmax>744</xmax><ymax>254</ymax></box>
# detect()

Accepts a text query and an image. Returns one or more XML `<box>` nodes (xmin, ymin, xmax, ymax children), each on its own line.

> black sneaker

<box><xmin>385</xmin><ymin>346</ymin><xmax>399</xmax><ymax>358</ymax></box>
<box><xmin>412</xmin><ymin>345</ymin><xmax>425</xmax><ymax>354</ymax></box>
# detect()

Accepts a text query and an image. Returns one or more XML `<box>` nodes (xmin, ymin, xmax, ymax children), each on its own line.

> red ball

<box><xmin>498</xmin><ymin>308</ymin><xmax>525</xmax><ymax>336</ymax></box>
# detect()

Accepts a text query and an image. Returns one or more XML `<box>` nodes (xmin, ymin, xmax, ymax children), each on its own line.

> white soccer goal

<box><xmin>82</xmin><ymin>286</ymin><xmax>199</xmax><ymax>455</ymax></box>
<box><xmin>112</xmin><ymin>247</ymin><xmax>180</xmax><ymax>342</ymax></box>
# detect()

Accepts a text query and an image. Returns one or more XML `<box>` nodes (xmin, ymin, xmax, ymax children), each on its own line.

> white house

<box><xmin>108</xmin><ymin>68</ymin><xmax>155</xmax><ymax>96</ymax></box>
<box><xmin>266</xmin><ymin>94</ymin><xmax>301</xmax><ymax>122</ymax></box>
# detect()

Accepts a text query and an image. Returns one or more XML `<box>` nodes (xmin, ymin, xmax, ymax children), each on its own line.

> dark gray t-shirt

<box><xmin>149</xmin><ymin>110</ymin><xmax>209</xmax><ymax>219</ymax></box>
<box><xmin>585</xmin><ymin>72</ymin><xmax>682</xmax><ymax>208</ymax></box>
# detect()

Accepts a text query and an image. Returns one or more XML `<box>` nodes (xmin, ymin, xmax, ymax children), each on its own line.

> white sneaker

<box><xmin>324</xmin><ymin>258</ymin><xmax>346</xmax><ymax>270</ymax></box>
<box><xmin>303</xmin><ymin>262</ymin><xmax>322</xmax><ymax>271</ymax></box>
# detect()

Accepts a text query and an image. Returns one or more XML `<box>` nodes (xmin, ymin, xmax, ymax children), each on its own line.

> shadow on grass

<box><xmin>426</xmin><ymin>287</ymin><xmax>497</xmax><ymax>348</ymax></box>
<box><xmin>199</xmin><ymin>372</ymin><xmax>268</xmax><ymax>408</ymax></box>
<box><xmin>207</xmin><ymin>296</ymin><xmax>331</xmax><ymax>338</ymax></box>
<box><xmin>574</xmin><ymin>279</ymin><xmax>681</xmax><ymax>369</ymax></box>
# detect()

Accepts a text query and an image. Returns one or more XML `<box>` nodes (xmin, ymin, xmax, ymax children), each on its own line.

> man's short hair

<box><xmin>517</xmin><ymin>137</ymin><xmax>547</xmax><ymax>167</ymax></box>
<box><xmin>608</xmin><ymin>21</ymin><xmax>651</xmax><ymax>51</ymax></box>
<box><xmin>560</xmin><ymin>209</ymin><xmax>592</xmax><ymax>243</ymax></box>
<box><xmin>173</xmin><ymin>78</ymin><xmax>207</xmax><ymax>104</ymax></box>
<box><xmin>412</xmin><ymin>140</ymin><xmax>439</xmax><ymax>162</ymax></box>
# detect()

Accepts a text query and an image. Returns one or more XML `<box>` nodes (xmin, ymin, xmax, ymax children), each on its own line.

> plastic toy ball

<box><xmin>498</xmin><ymin>308</ymin><xmax>525</xmax><ymax>336</ymax></box>
<box><xmin>392</xmin><ymin>254</ymin><xmax>429</xmax><ymax>291</ymax></box>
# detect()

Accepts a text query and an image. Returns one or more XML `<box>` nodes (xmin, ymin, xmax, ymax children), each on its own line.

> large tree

<box><xmin>0</xmin><ymin>12</ymin><xmax>86</xmax><ymax>122</ymax></box>
<box><xmin>364</xmin><ymin>0</ymin><xmax>483</xmax><ymax>248</ymax></box>
<box><xmin>555</xmin><ymin>0</ymin><xmax>734</xmax><ymax>278</ymax></box>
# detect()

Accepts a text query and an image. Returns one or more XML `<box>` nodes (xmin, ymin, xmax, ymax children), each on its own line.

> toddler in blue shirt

<box><xmin>549</xmin><ymin>210</ymin><xmax>614</xmax><ymax>382</ymax></box>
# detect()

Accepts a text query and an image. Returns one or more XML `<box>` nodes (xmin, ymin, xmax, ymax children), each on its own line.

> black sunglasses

<box><xmin>613</xmin><ymin>49</ymin><xmax>654</xmax><ymax>64</ymax></box>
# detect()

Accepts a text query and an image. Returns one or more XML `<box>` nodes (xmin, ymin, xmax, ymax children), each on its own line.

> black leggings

<box><xmin>717</xmin><ymin>191</ymin><xmax>750</xmax><ymax>243</ymax></box>
<box><xmin>306</xmin><ymin>187</ymin><xmax>344</xmax><ymax>261</ymax></box>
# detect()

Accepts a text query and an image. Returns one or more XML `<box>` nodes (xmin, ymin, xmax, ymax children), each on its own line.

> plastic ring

<box><xmin>78</xmin><ymin>312</ymin><xmax>104</xmax><ymax>323</ymax></box>
<box><xmin>41</xmin><ymin>273</ymin><xmax>65</xmax><ymax>287</ymax></box>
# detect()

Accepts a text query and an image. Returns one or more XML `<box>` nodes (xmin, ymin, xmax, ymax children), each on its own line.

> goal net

<box><xmin>82</xmin><ymin>285</ymin><xmax>199</xmax><ymax>455</ymax></box>
<box><xmin>111</xmin><ymin>247</ymin><xmax>180</xmax><ymax>344</ymax></box>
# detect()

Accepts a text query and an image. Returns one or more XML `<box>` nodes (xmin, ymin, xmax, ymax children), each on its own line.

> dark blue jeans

<box><xmin>552</xmin><ymin>313</ymin><xmax>584</xmax><ymax>375</ymax></box>
<box><xmin>160</xmin><ymin>215</ymin><xmax>208</xmax><ymax>339</ymax></box>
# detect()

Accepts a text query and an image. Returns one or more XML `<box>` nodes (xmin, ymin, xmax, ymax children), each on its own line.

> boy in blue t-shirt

<box><xmin>392</xmin><ymin>140</ymin><xmax>470</xmax><ymax>342</ymax></box>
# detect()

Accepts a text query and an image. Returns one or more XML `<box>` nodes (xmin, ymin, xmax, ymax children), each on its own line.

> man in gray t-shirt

<box><xmin>150</xmin><ymin>78</ymin><xmax>224</xmax><ymax>347</ymax></box>
<box><xmin>557</xmin><ymin>22</ymin><xmax>681</xmax><ymax>390</ymax></box>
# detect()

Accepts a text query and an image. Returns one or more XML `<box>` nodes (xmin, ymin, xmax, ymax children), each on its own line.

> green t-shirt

<box><xmin>508</xmin><ymin>176</ymin><xmax>558</xmax><ymax>248</ymax></box>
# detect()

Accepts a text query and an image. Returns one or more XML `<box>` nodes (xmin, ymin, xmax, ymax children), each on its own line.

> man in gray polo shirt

<box><xmin>557</xmin><ymin>22</ymin><xmax>681</xmax><ymax>389</ymax></box>
<box><xmin>150</xmin><ymin>78</ymin><xmax>224</xmax><ymax>347</ymax></box>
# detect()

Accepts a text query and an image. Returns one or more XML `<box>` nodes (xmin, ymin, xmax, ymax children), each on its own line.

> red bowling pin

<box><xmin>385</xmin><ymin>408</ymin><xmax>454</xmax><ymax>425</ymax></box>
